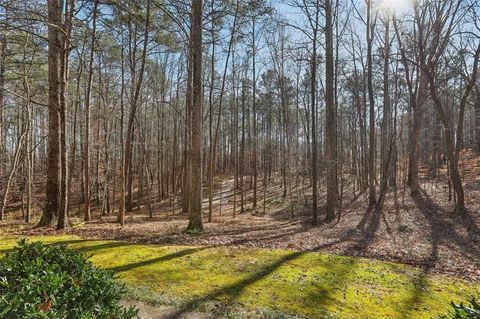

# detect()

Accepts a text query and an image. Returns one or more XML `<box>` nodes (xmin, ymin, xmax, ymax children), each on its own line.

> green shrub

<box><xmin>0</xmin><ymin>239</ymin><xmax>138</xmax><ymax>319</ymax></box>
<box><xmin>438</xmin><ymin>297</ymin><xmax>480</xmax><ymax>319</ymax></box>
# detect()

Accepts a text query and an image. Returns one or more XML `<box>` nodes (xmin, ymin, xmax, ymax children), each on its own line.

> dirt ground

<box><xmin>121</xmin><ymin>301</ymin><xmax>223</xmax><ymax>319</ymax></box>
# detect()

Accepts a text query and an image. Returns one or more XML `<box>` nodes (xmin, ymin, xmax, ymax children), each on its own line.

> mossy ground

<box><xmin>0</xmin><ymin>234</ymin><xmax>478</xmax><ymax>319</ymax></box>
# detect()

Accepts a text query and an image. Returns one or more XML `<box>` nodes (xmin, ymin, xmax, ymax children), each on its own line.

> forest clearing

<box><xmin>0</xmin><ymin>0</ymin><xmax>480</xmax><ymax>318</ymax></box>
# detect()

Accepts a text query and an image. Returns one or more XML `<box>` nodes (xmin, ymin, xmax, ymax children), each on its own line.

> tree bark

<box><xmin>325</xmin><ymin>0</ymin><xmax>336</xmax><ymax>222</ymax></box>
<box><xmin>83</xmin><ymin>0</ymin><xmax>99</xmax><ymax>222</ymax></box>
<box><xmin>38</xmin><ymin>0</ymin><xmax>62</xmax><ymax>227</ymax></box>
<box><xmin>367</xmin><ymin>0</ymin><xmax>376</xmax><ymax>206</ymax></box>
<box><xmin>187</xmin><ymin>0</ymin><xmax>204</xmax><ymax>233</ymax></box>
<box><xmin>475</xmin><ymin>86</ymin><xmax>480</xmax><ymax>154</ymax></box>
<box><xmin>57</xmin><ymin>0</ymin><xmax>75</xmax><ymax>230</ymax></box>
<box><xmin>310</xmin><ymin>3</ymin><xmax>319</xmax><ymax>225</ymax></box>
<box><xmin>121</xmin><ymin>0</ymin><xmax>151</xmax><ymax>222</ymax></box>
<box><xmin>251</xmin><ymin>16</ymin><xmax>258</xmax><ymax>211</ymax></box>
<box><xmin>377</xmin><ymin>17</ymin><xmax>391</xmax><ymax>209</ymax></box>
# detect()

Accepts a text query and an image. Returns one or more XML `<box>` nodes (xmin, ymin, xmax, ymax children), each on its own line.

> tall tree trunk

<box><xmin>209</xmin><ymin>0</ymin><xmax>240</xmax><ymax>222</ymax></box>
<box><xmin>57</xmin><ymin>0</ymin><xmax>75</xmax><ymax>230</ymax></box>
<box><xmin>325</xmin><ymin>0</ymin><xmax>336</xmax><ymax>222</ymax></box>
<box><xmin>122</xmin><ymin>0</ymin><xmax>151</xmax><ymax>222</ymax></box>
<box><xmin>0</xmin><ymin>33</ymin><xmax>5</xmax><ymax>188</ymax></box>
<box><xmin>38</xmin><ymin>0</ymin><xmax>63</xmax><ymax>227</ymax></box>
<box><xmin>118</xmin><ymin>32</ymin><xmax>126</xmax><ymax>226</ymax></box>
<box><xmin>84</xmin><ymin>0</ymin><xmax>98</xmax><ymax>221</ymax></box>
<box><xmin>251</xmin><ymin>16</ymin><xmax>258</xmax><ymax>211</ymax></box>
<box><xmin>240</xmin><ymin>78</ymin><xmax>246</xmax><ymax>215</ymax></box>
<box><xmin>207</xmin><ymin>1</ymin><xmax>215</xmax><ymax>222</ymax></box>
<box><xmin>68</xmin><ymin>50</ymin><xmax>83</xmax><ymax>218</ymax></box>
<box><xmin>26</xmin><ymin>105</ymin><xmax>33</xmax><ymax>223</ymax></box>
<box><xmin>367</xmin><ymin>0</ymin><xmax>376</xmax><ymax>206</ymax></box>
<box><xmin>310</xmin><ymin>5</ymin><xmax>319</xmax><ymax>225</ymax></box>
<box><xmin>394</xmin><ymin>17</ymin><xmax>427</xmax><ymax>195</ymax></box>
<box><xmin>428</xmin><ymin>75</ymin><xmax>465</xmax><ymax>212</ymax></box>
<box><xmin>377</xmin><ymin>18</ymin><xmax>391</xmax><ymax>209</ymax></box>
<box><xmin>187</xmin><ymin>0</ymin><xmax>204</xmax><ymax>232</ymax></box>
<box><xmin>182</xmin><ymin>53</ymin><xmax>193</xmax><ymax>215</ymax></box>
<box><xmin>407</xmin><ymin>71</ymin><xmax>427</xmax><ymax>194</ymax></box>
<box><xmin>475</xmin><ymin>86</ymin><xmax>480</xmax><ymax>154</ymax></box>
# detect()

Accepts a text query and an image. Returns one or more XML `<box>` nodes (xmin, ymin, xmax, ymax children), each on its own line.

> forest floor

<box><xmin>2</xmin><ymin>157</ymin><xmax>480</xmax><ymax>284</ymax></box>
<box><xmin>0</xmin><ymin>234</ymin><xmax>478</xmax><ymax>319</ymax></box>
<box><xmin>1</xmin><ymin>151</ymin><xmax>480</xmax><ymax>317</ymax></box>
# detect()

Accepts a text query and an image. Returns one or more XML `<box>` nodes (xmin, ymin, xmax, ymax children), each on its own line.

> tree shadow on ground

<box><xmin>75</xmin><ymin>241</ymin><xmax>137</xmax><ymax>253</ymax></box>
<box><xmin>396</xmin><ymin>186</ymin><xmax>480</xmax><ymax>318</ymax></box>
<box><xmin>394</xmin><ymin>191</ymin><xmax>438</xmax><ymax>319</ymax></box>
<box><xmin>345</xmin><ymin>205</ymin><xmax>382</xmax><ymax>254</ymax></box>
<box><xmin>167</xmin><ymin>251</ymin><xmax>306</xmax><ymax>318</ymax></box>
<box><xmin>414</xmin><ymin>189</ymin><xmax>480</xmax><ymax>262</ymax></box>
<box><xmin>303</xmin><ymin>256</ymin><xmax>359</xmax><ymax>318</ymax></box>
<box><xmin>297</xmin><ymin>205</ymin><xmax>383</xmax><ymax>256</ymax></box>
<box><xmin>205</xmin><ymin>221</ymin><xmax>296</xmax><ymax>236</ymax></box>
<box><xmin>108</xmin><ymin>247</ymin><xmax>207</xmax><ymax>273</ymax></box>
<box><xmin>167</xmin><ymin>248</ymin><xmax>361</xmax><ymax>319</ymax></box>
<box><xmin>224</xmin><ymin>225</ymin><xmax>312</xmax><ymax>247</ymax></box>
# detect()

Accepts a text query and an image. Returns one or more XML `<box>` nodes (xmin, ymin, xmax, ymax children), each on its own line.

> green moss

<box><xmin>0</xmin><ymin>235</ymin><xmax>478</xmax><ymax>319</ymax></box>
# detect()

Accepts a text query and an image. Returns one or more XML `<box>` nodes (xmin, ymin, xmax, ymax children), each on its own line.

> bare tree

<box><xmin>416</xmin><ymin>0</ymin><xmax>480</xmax><ymax>212</ymax></box>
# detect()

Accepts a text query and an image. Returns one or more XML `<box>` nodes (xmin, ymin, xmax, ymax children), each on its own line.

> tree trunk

<box><xmin>367</xmin><ymin>0</ymin><xmax>376</xmax><ymax>206</ymax></box>
<box><xmin>57</xmin><ymin>0</ymin><xmax>75</xmax><ymax>230</ymax></box>
<box><xmin>475</xmin><ymin>86</ymin><xmax>480</xmax><ymax>154</ymax></box>
<box><xmin>0</xmin><ymin>33</ymin><xmax>5</xmax><ymax>188</ymax></box>
<box><xmin>252</xmin><ymin>17</ymin><xmax>258</xmax><ymax>211</ymax></box>
<box><xmin>38</xmin><ymin>0</ymin><xmax>62</xmax><ymax>227</ymax></box>
<box><xmin>187</xmin><ymin>0</ymin><xmax>204</xmax><ymax>233</ymax></box>
<box><xmin>83</xmin><ymin>0</ymin><xmax>98</xmax><ymax>222</ymax></box>
<box><xmin>407</xmin><ymin>70</ymin><xmax>427</xmax><ymax>194</ymax></box>
<box><xmin>428</xmin><ymin>73</ymin><xmax>465</xmax><ymax>212</ymax></box>
<box><xmin>182</xmin><ymin>52</ymin><xmax>193</xmax><ymax>215</ymax></box>
<box><xmin>325</xmin><ymin>0</ymin><xmax>336</xmax><ymax>222</ymax></box>
<box><xmin>122</xmin><ymin>0</ymin><xmax>151</xmax><ymax>222</ymax></box>
<box><xmin>207</xmin><ymin>0</ymin><xmax>215</xmax><ymax>223</ymax></box>
<box><xmin>310</xmin><ymin>5</ymin><xmax>319</xmax><ymax>225</ymax></box>
<box><xmin>377</xmin><ymin>18</ymin><xmax>391</xmax><ymax>209</ymax></box>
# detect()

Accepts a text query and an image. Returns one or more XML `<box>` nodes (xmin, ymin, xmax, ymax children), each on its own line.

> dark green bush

<box><xmin>438</xmin><ymin>297</ymin><xmax>480</xmax><ymax>319</ymax></box>
<box><xmin>0</xmin><ymin>239</ymin><xmax>138</xmax><ymax>319</ymax></box>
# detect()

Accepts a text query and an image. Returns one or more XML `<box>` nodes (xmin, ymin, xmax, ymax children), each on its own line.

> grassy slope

<box><xmin>0</xmin><ymin>234</ymin><xmax>478</xmax><ymax>319</ymax></box>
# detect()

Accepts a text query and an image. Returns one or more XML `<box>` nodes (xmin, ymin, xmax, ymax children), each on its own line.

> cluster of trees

<box><xmin>0</xmin><ymin>0</ymin><xmax>478</xmax><ymax>231</ymax></box>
